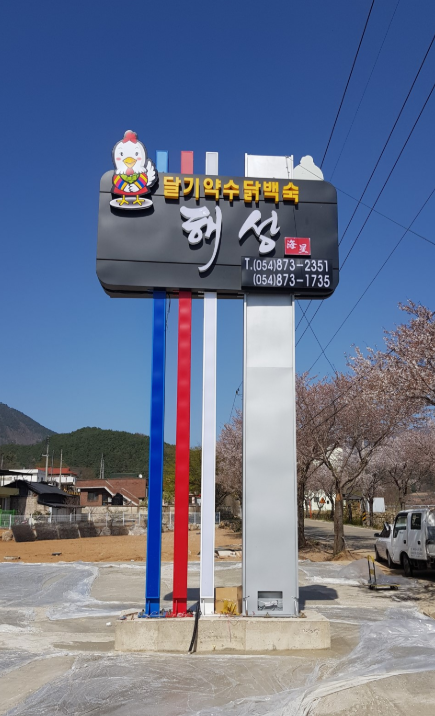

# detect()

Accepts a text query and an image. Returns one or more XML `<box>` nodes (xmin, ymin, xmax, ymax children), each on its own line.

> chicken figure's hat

<box><xmin>122</xmin><ymin>130</ymin><xmax>138</xmax><ymax>143</ymax></box>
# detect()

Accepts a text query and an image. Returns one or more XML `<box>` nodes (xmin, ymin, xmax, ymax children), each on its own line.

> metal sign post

<box><xmin>145</xmin><ymin>290</ymin><xmax>166</xmax><ymax>615</ymax></box>
<box><xmin>243</xmin><ymin>155</ymin><xmax>299</xmax><ymax>617</ymax></box>
<box><xmin>200</xmin><ymin>151</ymin><xmax>219</xmax><ymax>616</ymax></box>
<box><xmin>97</xmin><ymin>133</ymin><xmax>339</xmax><ymax>620</ymax></box>
<box><xmin>200</xmin><ymin>291</ymin><xmax>217</xmax><ymax>615</ymax></box>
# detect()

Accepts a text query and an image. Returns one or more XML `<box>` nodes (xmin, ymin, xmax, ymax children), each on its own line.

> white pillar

<box><xmin>199</xmin><ymin>151</ymin><xmax>219</xmax><ymax>615</ymax></box>
<box><xmin>200</xmin><ymin>292</ymin><xmax>217</xmax><ymax>615</ymax></box>
<box><xmin>243</xmin><ymin>154</ymin><xmax>299</xmax><ymax>616</ymax></box>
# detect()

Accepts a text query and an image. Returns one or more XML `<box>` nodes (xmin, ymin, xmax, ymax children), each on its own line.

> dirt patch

<box><xmin>299</xmin><ymin>540</ymin><xmax>374</xmax><ymax>563</ymax></box>
<box><xmin>0</xmin><ymin>528</ymin><xmax>241</xmax><ymax>563</ymax></box>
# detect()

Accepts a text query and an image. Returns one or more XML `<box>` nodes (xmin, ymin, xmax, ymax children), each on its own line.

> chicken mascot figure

<box><xmin>110</xmin><ymin>130</ymin><xmax>157</xmax><ymax>209</ymax></box>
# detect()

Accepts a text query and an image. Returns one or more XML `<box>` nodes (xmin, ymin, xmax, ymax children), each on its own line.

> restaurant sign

<box><xmin>97</xmin><ymin>131</ymin><xmax>338</xmax><ymax>299</ymax></box>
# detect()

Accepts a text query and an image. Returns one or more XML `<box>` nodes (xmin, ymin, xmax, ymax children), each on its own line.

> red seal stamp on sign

<box><xmin>285</xmin><ymin>237</ymin><xmax>311</xmax><ymax>256</ymax></box>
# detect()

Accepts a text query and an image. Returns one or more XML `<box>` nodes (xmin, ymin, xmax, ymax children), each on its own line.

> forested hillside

<box><xmin>0</xmin><ymin>403</ymin><xmax>56</xmax><ymax>446</ymax></box>
<box><xmin>1</xmin><ymin>427</ymin><xmax>201</xmax><ymax>496</ymax></box>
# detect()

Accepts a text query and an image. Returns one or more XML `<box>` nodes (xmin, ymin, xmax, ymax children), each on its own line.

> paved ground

<box><xmin>304</xmin><ymin>518</ymin><xmax>378</xmax><ymax>551</ymax></box>
<box><xmin>1</xmin><ymin>557</ymin><xmax>435</xmax><ymax>715</ymax></box>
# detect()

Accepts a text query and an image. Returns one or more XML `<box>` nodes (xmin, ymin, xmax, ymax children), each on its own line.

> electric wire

<box><xmin>298</xmin><ymin>302</ymin><xmax>337</xmax><ymax>373</ymax></box>
<box><xmin>307</xmin><ymin>185</ymin><xmax>435</xmax><ymax>374</ymax></box>
<box><xmin>336</xmin><ymin>188</ymin><xmax>435</xmax><ymax>248</ymax></box>
<box><xmin>336</xmin><ymin>30</ymin><xmax>435</xmax><ymax>251</ymax></box>
<box><xmin>229</xmin><ymin>382</ymin><xmax>243</xmax><ymax>423</ymax></box>
<box><xmin>295</xmin><ymin>170</ymin><xmax>435</xmax><ymax>337</ymax></box>
<box><xmin>297</xmin><ymin>53</ymin><xmax>435</xmax><ymax>343</ymax></box>
<box><xmin>321</xmin><ymin>0</ymin><xmax>376</xmax><ymax>168</ymax></box>
<box><xmin>329</xmin><ymin>0</ymin><xmax>401</xmax><ymax>180</ymax></box>
<box><xmin>340</xmin><ymin>80</ymin><xmax>435</xmax><ymax>271</ymax></box>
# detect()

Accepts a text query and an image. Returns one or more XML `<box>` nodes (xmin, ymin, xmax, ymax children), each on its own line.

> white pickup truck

<box><xmin>374</xmin><ymin>508</ymin><xmax>435</xmax><ymax>576</ymax></box>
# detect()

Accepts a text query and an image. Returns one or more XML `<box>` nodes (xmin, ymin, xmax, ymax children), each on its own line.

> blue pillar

<box><xmin>145</xmin><ymin>290</ymin><xmax>166</xmax><ymax>614</ymax></box>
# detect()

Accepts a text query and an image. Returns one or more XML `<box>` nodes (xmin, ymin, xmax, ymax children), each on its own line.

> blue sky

<box><xmin>1</xmin><ymin>0</ymin><xmax>434</xmax><ymax>447</ymax></box>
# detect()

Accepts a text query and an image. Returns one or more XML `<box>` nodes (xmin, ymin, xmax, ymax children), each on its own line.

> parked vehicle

<box><xmin>374</xmin><ymin>509</ymin><xmax>435</xmax><ymax>576</ymax></box>
<box><xmin>374</xmin><ymin>523</ymin><xmax>393</xmax><ymax>562</ymax></box>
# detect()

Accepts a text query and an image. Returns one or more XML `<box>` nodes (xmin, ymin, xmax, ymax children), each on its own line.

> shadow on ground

<box><xmin>163</xmin><ymin>587</ymin><xmax>200</xmax><ymax>602</ymax></box>
<box><xmin>299</xmin><ymin>585</ymin><xmax>338</xmax><ymax>610</ymax></box>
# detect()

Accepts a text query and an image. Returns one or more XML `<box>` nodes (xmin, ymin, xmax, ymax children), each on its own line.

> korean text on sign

<box><xmin>163</xmin><ymin>177</ymin><xmax>299</xmax><ymax>204</ymax></box>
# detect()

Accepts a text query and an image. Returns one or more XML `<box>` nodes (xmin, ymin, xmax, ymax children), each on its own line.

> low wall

<box><xmin>115</xmin><ymin>611</ymin><xmax>330</xmax><ymax>653</ymax></box>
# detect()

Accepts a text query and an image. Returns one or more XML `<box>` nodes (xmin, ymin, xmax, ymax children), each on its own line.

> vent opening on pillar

<box><xmin>257</xmin><ymin>591</ymin><xmax>283</xmax><ymax>611</ymax></box>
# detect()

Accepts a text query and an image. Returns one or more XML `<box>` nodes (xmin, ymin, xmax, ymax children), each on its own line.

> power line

<box><xmin>297</xmin><ymin>174</ymin><xmax>435</xmax><ymax>339</ymax></box>
<box><xmin>321</xmin><ymin>0</ymin><xmax>376</xmax><ymax>168</ymax></box>
<box><xmin>336</xmin><ymin>188</ymin><xmax>435</xmax><ymax>248</ymax></box>
<box><xmin>297</xmin><ymin>52</ymin><xmax>435</xmax><ymax>342</ymax></box>
<box><xmin>297</xmin><ymin>303</ymin><xmax>337</xmax><ymax>373</ymax></box>
<box><xmin>329</xmin><ymin>0</ymin><xmax>401</xmax><ymax>180</ymax></box>
<box><xmin>307</xmin><ymin>185</ymin><xmax>435</xmax><ymax>373</ymax></box>
<box><xmin>340</xmin><ymin>80</ymin><xmax>435</xmax><ymax>271</ymax></box>
<box><xmin>338</xmin><ymin>30</ymin><xmax>435</xmax><ymax>245</ymax></box>
<box><xmin>229</xmin><ymin>381</ymin><xmax>242</xmax><ymax>423</ymax></box>
<box><xmin>297</xmin><ymin>303</ymin><xmax>323</xmax><ymax>346</ymax></box>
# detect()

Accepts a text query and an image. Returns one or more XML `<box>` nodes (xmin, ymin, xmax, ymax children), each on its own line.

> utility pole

<box><xmin>59</xmin><ymin>449</ymin><xmax>63</xmax><ymax>489</ymax></box>
<box><xmin>99</xmin><ymin>453</ymin><xmax>105</xmax><ymax>480</ymax></box>
<box><xmin>42</xmin><ymin>437</ymin><xmax>50</xmax><ymax>483</ymax></box>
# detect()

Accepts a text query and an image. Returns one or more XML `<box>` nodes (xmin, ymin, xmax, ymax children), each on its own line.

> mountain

<box><xmin>1</xmin><ymin>426</ymin><xmax>202</xmax><ymax>495</ymax></box>
<box><xmin>0</xmin><ymin>403</ymin><xmax>56</xmax><ymax>446</ymax></box>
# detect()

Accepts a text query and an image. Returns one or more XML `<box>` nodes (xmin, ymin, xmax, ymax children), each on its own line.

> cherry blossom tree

<box><xmin>296</xmin><ymin>374</ymin><xmax>324</xmax><ymax>547</ymax></box>
<box><xmin>304</xmin><ymin>367</ymin><xmax>414</xmax><ymax>555</ymax></box>
<box><xmin>373</xmin><ymin>427</ymin><xmax>435</xmax><ymax>509</ymax></box>
<box><xmin>359</xmin><ymin>467</ymin><xmax>388</xmax><ymax>527</ymax></box>
<box><xmin>216</xmin><ymin>409</ymin><xmax>243</xmax><ymax>507</ymax></box>
<box><xmin>352</xmin><ymin>301</ymin><xmax>435</xmax><ymax>410</ymax></box>
<box><xmin>309</xmin><ymin>463</ymin><xmax>336</xmax><ymax>519</ymax></box>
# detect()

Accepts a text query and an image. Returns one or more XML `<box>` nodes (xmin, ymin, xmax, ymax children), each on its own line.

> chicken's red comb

<box><xmin>122</xmin><ymin>130</ymin><xmax>138</xmax><ymax>143</ymax></box>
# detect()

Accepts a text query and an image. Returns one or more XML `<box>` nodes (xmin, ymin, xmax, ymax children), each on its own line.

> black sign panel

<box><xmin>97</xmin><ymin>172</ymin><xmax>338</xmax><ymax>299</ymax></box>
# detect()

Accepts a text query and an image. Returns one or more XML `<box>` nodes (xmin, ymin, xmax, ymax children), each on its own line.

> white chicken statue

<box><xmin>111</xmin><ymin>130</ymin><xmax>157</xmax><ymax>208</ymax></box>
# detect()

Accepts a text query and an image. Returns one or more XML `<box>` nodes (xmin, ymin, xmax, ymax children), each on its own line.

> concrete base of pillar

<box><xmin>115</xmin><ymin>611</ymin><xmax>330</xmax><ymax>653</ymax></box>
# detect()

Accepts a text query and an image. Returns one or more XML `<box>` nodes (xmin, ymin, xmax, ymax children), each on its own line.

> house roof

<box><xmin>8</xmin><ymin>480</ymin><xmax>68</xmax><ymax>496</ymax></box>
<box><xmin>80</xmin><ymin>484</ymin><xmax>115</xmax><ymax>496</ymax></box>
<box><xmin>35</xmin><ymin>467</ymin><xmax>76</xmax><ymax>476</ymax></box>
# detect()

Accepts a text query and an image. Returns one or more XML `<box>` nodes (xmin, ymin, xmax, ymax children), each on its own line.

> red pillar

<box><xmin>172</xmin><ymin>291</ymin><xmax>192</xmax><ymax>613</ymax></box>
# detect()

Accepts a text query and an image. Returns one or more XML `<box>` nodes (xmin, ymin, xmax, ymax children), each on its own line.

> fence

<box><xmin>0</xmin><ymin>511</ymin><xmax>221</xmax><ymax>529</ymax></box>
<box><xmin>166</xmin><ymin>511</ymin><xmax>221</xmax><ymax>527</ymax></box>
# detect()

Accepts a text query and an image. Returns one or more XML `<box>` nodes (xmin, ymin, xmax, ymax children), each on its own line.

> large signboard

<box><xmin>97</xmin><ymin>133</ymin><xmax>338</xmax><ymax>299</ymax></box>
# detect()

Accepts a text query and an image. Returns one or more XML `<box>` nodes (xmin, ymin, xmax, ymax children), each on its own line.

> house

<box><xmin>0</xmin><ymin>486</ymin><xmax>19</xmax><ymax>512</ymax></box>
<box><xmin>307</xmin><ymin>491</ymin><xmax>385</xmax><ymax>514</ymax></box>
<box><xmin>77</xmin><ymin>476</ymin><xmax>147</xmax><ymax>508</ymax></box>
<box><xmin>307</xmin><ymin>491</ymin><xmax>334</xmax><ymax>512</ymax></box>
<box><xmin>0</xmin><ymin>466</ymin><xmax>78</xmax><ymax>490</ymax></box>
<box><xmin>0</xmin><ymin>469</ymin><xmax>46</xmax><ymax>486</ymax></box>
<box><xmin>7</xmin><ymin>480</ymin><xmax>80</xmax><ymax>517</ymax></box>
<box><xmin>37</xmin><ymin>466</ymin><xmax>78</xmax><ymax>488</ymax></box>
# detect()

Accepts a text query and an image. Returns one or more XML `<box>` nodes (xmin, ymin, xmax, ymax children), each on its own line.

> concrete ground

<box><xmin>0</xmin><ymin>557</ymin><xmax>435</xmax><ymax>715</ymax></box>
